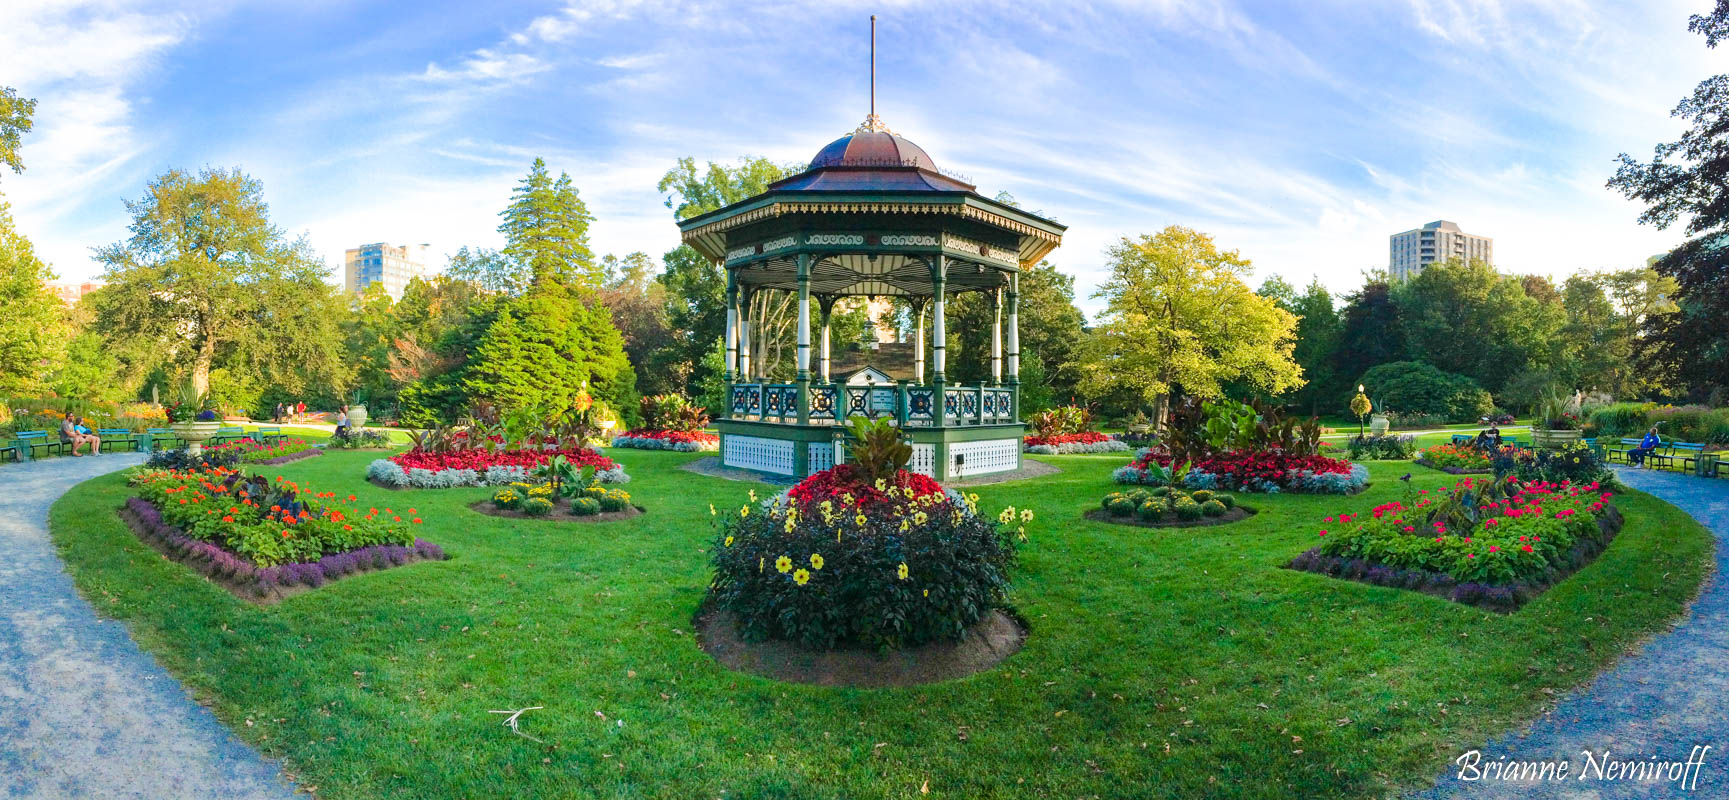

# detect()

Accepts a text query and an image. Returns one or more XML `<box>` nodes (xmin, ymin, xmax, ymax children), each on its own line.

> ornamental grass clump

<box><xmin>706</xmin><ymin>417</ymin><xmax>1029</xmax><ymax>651</ymax></box>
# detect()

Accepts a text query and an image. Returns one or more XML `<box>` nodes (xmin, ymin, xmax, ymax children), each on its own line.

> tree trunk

<box><xmin>192</xmin><ymin>336</ymin><xmax>215</xmax><ymax>398</ymax></box>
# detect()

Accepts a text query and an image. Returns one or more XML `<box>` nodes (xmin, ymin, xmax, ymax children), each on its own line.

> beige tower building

<box><xmin>344</xmin><ymin>242</ymin><xmax>430</xmax><ymax>299</ymax></box>
<box><xmin>1388</xmin><ymin>220</ymin><xmax>1492</xmax><ymax>280</ymax></box>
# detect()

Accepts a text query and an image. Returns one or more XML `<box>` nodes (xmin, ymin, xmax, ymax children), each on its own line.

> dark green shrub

<box><xmin>146</xmin><ymin>448</ymin><xmax>240</xmax><ymax>471</ymax></box>
<box><xmin>1346</xmin><ymin>434</ymin><xmax>1417</xmax><ymax>460</ymax></box>
<box><xmin>1215</xmin><ymin>494</ymin><xmax>1236</xmax><ymax>509</ymax></box>
<box><xmin>570</xmin><ymin>497</ymin><xmax>601</xmax><ymax>516</ymax></box>
<box><xmin>522</xmin><ymin>497</ymin><xmax>554</xmax><ymax>516</ymax></box>
<box><xmin>1190</xmin><ymin>489</ymin><xmax>1214</xmax><ymax>503</ymax></box>
<box><xmin>1101</xmin><ymin>492</ymin><xmax>1125</xmax><ymax>509</ymax></box>
<box><xmin>1136</xmin><ymin>499</ymin><xmax>1167</xmax><ymax>521</ymax></box>
<box><xmin>1150</xmin><ymin>486</ymin><xmax>1172</xmax><ymax>497</ymax></box>
<box><xmin>599</xmin><ymin>489</ymin><xmax>631</xmax><ymax>512</ymax></box>
<box><xmin>1201</xmin><ymin>499</ymin><xmax>1227</xmax><ymax>517</ymax></box>
<box><xmin>1173</xmin><ymin>496</ymin><xmax>1203</xmax><ymax>521</ymax></box>
<box><xmin>1127</xmin><ymin>489</ymin><xmax>1152</xmax><ymax>504</ymax></box>
<box><xmin>1107</xmin><ymin>496</ymin><xmax>1138</xmax><ymax>516</ymax></box>
<box><xmin>707</xmin><ymin>485</ymin><xmax>1020</xmax><ymax>650</ymax></box>
<box><xmin>1359</xmin><ymin>361</ymin><xmax>1493</xmax><ymax>423</ymax></box>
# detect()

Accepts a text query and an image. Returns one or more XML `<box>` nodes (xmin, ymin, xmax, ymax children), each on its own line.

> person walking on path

<box><xmin>334</xmin><ymin>406</ymin><xmax>349</xmax><ymax>438</ymax></box>
<box><xmin>273</xmin><ymin>402</ymin><xmax>284</xmax><ymax>424</ymax></box>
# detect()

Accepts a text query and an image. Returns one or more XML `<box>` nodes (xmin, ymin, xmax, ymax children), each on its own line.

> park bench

<box><xmin>144</xmin><ymin>428</ymin><xmax>182</xmax><ymax>452</ymax></box>
<box><xmin>0</xmin><ymin>439</ymin><xmax>17</xmax><ymax>463</ymax></box>
<box><xmin>209</xmin><ymin>426</ymin><xmax>247</xmax><ymax>445</ymax></box>
<box><xmin>1451</xmin><ymin>433</ymin><xmax>1472</xmax><ymax>445</ymax></box>
<box><xmin>1653</xmin><ymin>441</ymin><xmax>1707</xmax><ymax>472</ymax></box>
<box><xmin>98</xmin><ymin>428</ymin><xmax>139</xmax><ymax>452</ymax></box>
<box><xmin>15</xmin><ymin>430</ymin><xmax>64</xmax><ymax>459</ymax></box>
<box><xmin>254</xmin><ymin>426</ymin><xmax>285</xmax><ymax>444</ymax></box>
<box><xmin>1606</xmin><ymin>438</ymin><xmax>1642</xmax><ymax>463</ymax></box>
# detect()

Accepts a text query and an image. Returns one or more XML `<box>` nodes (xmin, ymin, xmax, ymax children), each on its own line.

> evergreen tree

<box><xmin>499</xmin><ymin>158</ymin><xmax>599</xmax><ymax>290</ymax></box>
<box><xmin>1333</xmin><ymin>279</ymin><xmax>1405</xmax><ymax>397</ymax></box>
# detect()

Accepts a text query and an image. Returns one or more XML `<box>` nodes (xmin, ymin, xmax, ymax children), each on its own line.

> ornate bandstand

<box><xmin>678</xmin><ymin>114</ymin><xmax>1066</xmax><ymax>481</ymax></box>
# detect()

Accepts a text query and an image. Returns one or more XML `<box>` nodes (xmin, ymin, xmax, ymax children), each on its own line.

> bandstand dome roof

<box><xmin>769</xmin><ymin>121</ymin><xmax>976</xmax><ymax>193</ymax></box>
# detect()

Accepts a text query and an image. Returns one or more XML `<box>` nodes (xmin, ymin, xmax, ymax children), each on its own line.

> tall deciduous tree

<box><xmin>0</xmin><ymin>202</ymin><xmax>68</xmax><ymax>395</ymax></box>
<box><xmin>1077</xmin><ymin>226</ymin><xmax>1303</xmax><ymax>423</ymax></box>
<box><xmin>500</xmin><ymin>158</ymin><xmax>599</xmax><ymax>290</ymax></box>
<box><xmin>444</xmin><ymin>246</ymin><xmax>529</xmax><ymax>296</ymax></box>
<box><xmin>92</xmin><ymin>167</ymin><xmax>347</xmax><ymax>400</ymax></box>
<box><xmin>0</xmin><ymin>86</ymin><xmax>34</xmax><ymax>180</ymax></box>
<box><xmin>1333</xmin><ymin>278</ymin><xmax>1405</xmax><ymax>395</ymax></box>
<box><xmin>1609</xmin><ymin>4</ymin><xmax>1729</xmax><ymax>394</ymax></box>
<box><xmin>1391</xmin><ymin>258</ymin><xmax>1562</xmax><ymax>394</ymax></box>
<box><xmin>655</xmin><ymin>156</ymin><xmax>799</xmax><ymax>395</ymax></box>
<box><xmin>1282</xmin><ymin>278</ymin><xmax>1343</xmax><ymax>415</ymax></box>
<box><xmin>943</xmin><ymin>260</ymin><xmax>1087</xmax><ymax>400</ymax></box>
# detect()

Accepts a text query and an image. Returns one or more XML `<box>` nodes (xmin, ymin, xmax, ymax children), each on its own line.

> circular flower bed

<box><xmin>1114</xmin><ymin>448</ymin><xmax>1368</xmax><ymax>494</ymax></box>
<box><xmin>704</xmin><ymin>463</ymin><xmax>1031</xmax><ymax>651</ymax></box>
<box><xmin>366</xmin><ymin>447</ymin><xmax>628</xmax><ymax>488</ymax></box>
<box><xmin>471</xmin><ymin>482</ymin><xmax>642</xmax><ymax>522</ymax></box>
<box><xmin>1087</xmin><ymin>487</ymin><xmax>1252</xmax><ymax>528</ymax></box>
<box><xmin>610</xmin><ymin>429</ymin><xmax>719</xmax><ymax>452</ymax></box>
<box><xmin>1023</xmin><ymin>432</ymin><xmax>1131</xmax><ymax>455</ymax></box>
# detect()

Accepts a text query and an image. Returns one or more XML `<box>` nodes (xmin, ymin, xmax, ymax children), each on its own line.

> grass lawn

<box><xmin>48</xmin><ymin>449</ymin><xmax>1711</xmax><ymax>799</ymax></box>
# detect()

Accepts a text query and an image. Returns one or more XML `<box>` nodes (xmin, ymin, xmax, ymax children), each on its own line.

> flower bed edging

<box><xmin>466</xmin><ymin>499</ymin><xmax>645</xmax><ymax>523</ymax></box>
<box><xmin>1412</xmin><ymin>458</ymin><xmax>1491</xmax><ymax>475</ymax></box>
<box><xmin>1284</xmin><ymin>504</ymin><xmax>1624</xmax><ymax>613</ymax></box>
<box><xmin>610</xmin><ymin>430</ymin><xmax>718</xmax><ymax>452</ymax></box>
<box><xmin>365</xmin><ymin>458</ymin><xmax>630</xmax><ymax>489</ymax></box>
<box><xmin>256</xmin><ymin>449</ymin><xmax>324</xmax><ymax>466</ymax></box>
<box><xmin>1082</xmin><ymin>505</ymin><xmax>1256</xmax><ymax>529</ymax></box>
<box><xmin>118</xmin><ymin>497</ymin><xmax>447</xmax><ymax>604</ymax></box>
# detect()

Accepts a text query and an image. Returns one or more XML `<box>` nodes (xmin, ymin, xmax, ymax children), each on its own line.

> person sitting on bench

<box><xmin>60</xmin><ymin>412</ymin><xmax>100</xmax><ymax>456</ymax></box>
<box><xmin>1473</xmin><ymin>424</ymin><xmax>1502</xmax><ymax>451</ymax></box>
<box><xmin>1629</xmin><ymin>427</ymin><xmax>1661</xmax><ymax>468</ymax></box>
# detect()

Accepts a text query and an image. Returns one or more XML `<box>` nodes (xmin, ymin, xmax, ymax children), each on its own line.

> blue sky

<box><xmin>2</xmin><ymin>0</ymin><xmax>1721</xmax><ymax>315</ymax></box>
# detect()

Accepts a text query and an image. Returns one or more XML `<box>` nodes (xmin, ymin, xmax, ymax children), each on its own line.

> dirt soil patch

<box><xmin>696</xmin><ymin>608</ymin><xmax>1026</xmax><ymax>688</ymax></box>
<box><xmin>1083</xmin><ymin>504</ymin><xmax>1257</xmax><ymax>529</ymax></box>
<box><xmin>467</xmin><ymin>498</ymin><xmax>644</xmax><ymax>523</ymax></box>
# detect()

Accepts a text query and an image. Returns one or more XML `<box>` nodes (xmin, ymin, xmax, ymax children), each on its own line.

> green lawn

<box><xmin>48</xmin><ymin>449</ymin><xmax>1711</xmax><ymax>799</ymax></box>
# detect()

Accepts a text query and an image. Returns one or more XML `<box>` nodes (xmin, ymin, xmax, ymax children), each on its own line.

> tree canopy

<box><xmin>1077</xmin><ymin>226</ymin><xmax>1303</xmax><ymax>420</ymax></box>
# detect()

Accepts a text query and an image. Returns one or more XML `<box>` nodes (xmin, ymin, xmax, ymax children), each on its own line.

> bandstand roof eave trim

<box><xmin>677</xmin><ymin>189</ymin><xmax>1066</xmax><ymax>263</ymax></box>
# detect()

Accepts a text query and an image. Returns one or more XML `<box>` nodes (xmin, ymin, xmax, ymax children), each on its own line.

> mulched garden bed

<box><xmin>1412</xmin><ymin>458</ymin><xmax>1491</xmax><ymax>474</ymax></box>
<box><xmin>118</xmin><ymin>497</ymin><xmax>447</xmax><ymax>605</ymax></box>
<box><xmin>467</xmin><ymin>499</ymin><xmax>645</xmax><ymax>523</ymax></box>
<box><xmin>1284</xmin><ymin>504</ymin><xmax>1624</xmax><ymax>613</ymax></box>
<box><xmin>1083</xmin><ymin>505</ymin><xmax>1256</xmax><ymax>529</ymax></box>
<box><xmin>695</xmin><ymin>606</ymin><xmax>1026</xmax><ymax>688</ymax></box>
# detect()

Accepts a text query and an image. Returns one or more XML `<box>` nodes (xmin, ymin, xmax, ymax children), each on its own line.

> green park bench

<box><xmin>1606</xmin><ymin>438</ymin><xmax>1642</xmax><ymax>463</ymax></box>
<box><xmin>98</xmin><ymin>428</ymin><xmax>140</xmax><ymax>452</ymax></box>
<box><xmin>209</xmin><ymin>426</ymin><xmax>247</xmax><ymax>445</ymax></box>
<box><xmin>1653</xmin><ymin>441</ymin><xmax>1707</xmax><ymax>472</ymax></box>
<box><xmin>0</xmin><ymin>439</ymin><xmax>18</xmax><ymax>463</ymax></box>
<box><xmin>144</xmin><ymin>428</ymin><xmax>182</xmax><ymax>452</ymax></box>
<box><xmin>15</xmin><ymin>430</ymin><xmax>65</xmax><ymax>459</ymax></box>
<box><xmin>254</xmin><ymin>426</ymin><xmax>285</xmax><ymax>444</ymax></box>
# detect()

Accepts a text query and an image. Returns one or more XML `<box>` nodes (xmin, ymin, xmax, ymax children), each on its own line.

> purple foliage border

<box><xmin>118</xmin><ymin>496</ymin><xmax>447</xmax><ymax>604</ymax></box>
<box><xmin>1412</xmin><ymin>458</ymin><xmax>1492</xmax><ymax>475</ymax></box>
<box><xmin>1283</xmin><ymin>505</ymin><xmax>1624</xmax><ymax>613</ymax></box>
<box><xmin>252</xmin><ymin>448</ymin><xmax>324</xmax><ymax>466</ymax></box>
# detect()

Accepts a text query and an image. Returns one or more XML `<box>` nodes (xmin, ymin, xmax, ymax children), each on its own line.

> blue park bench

<box><xmin>144</xmin><ymin>428</ymin><xmax>182</xmax><ymax>452</ymax></box>
<box><xmin>14</xmin><ymin>430</ymin><xmax>65</xmax><ymax>459</ymax></box>
<box><xmin>98</xmin><ymin>428</ymin><xmax>140</xmax><ymax>452</ymax></box>
<box><xmin>1651</xmin><ymin>441</ymin><xmax>1707</xmax><ymax>472</ymax></box>
<box><xmin>209</xmin><ymin>426</ymin><xmax>247</xmax><ymax>445</ymax></box>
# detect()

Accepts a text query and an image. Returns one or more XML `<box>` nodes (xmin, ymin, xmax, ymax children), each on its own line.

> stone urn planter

<box><xmin>346</xmin><ymin>405</ymin><xmax>368</xmax><ymax>430</ymax></box>
<box><xmin>1369</xmin><ymin>414</ymin><xmax>1390</xmax><ymax>436</ymax></box>
<box><xmin>171</xmin><ymin>420</ymin><xmax>222</xmax><ymax>455</ymax></box>
<box><xmin>1532</xmin><ymin>428</ymin><xmax>1582</xmax><ymax>450</ymax></box>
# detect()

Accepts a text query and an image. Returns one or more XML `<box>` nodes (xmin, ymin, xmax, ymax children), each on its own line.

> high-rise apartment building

<box><xmin>1388</xmin><ymin>220</ymin><xmax>1492</xmax><ymax>281</ymax></box>
<box><xmin>48</xmin><ymin>280</ymin><xmax>103</xmax><ymax>306</ymax></box>
<box><xmin>344</xmin><ymin>242</ymin><xmax>430</xmax><ymax>299</ymax></box>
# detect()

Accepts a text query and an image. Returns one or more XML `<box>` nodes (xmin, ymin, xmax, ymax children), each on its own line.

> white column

<box><xmin>819</xmin><ymin>303</ymin><xmax>832</xmax><ymax>383</ymax></box>
<box><xmin>796</xmin><ymin>255</ymin><xmax>811</xmax><ymax>379</ymax></box>
<box><xmin>738</xmin><ymin>291</ymin><xmax>752</xmax><ymax>381</ymax></box>
<box><xmin>724</xmin><ymin>283</ymin><xmax>738</xmax><ymax>381</ymax></box>
<box><xmin>991</xmin><ymin>287</ymin><xmax>1003</xmax><ymax>385</ymax></box>
<box><xmin>932</xmin><ymin>258</ymin><xmax>947</xmax><ymax>382</ymax></box>
<box><xmin>1006</xmin><ymin>278</ymin><xmax>1020</xmax><ymax>381</ymax></box>
<box><xmin>913</xmin><ymin>300</ymin><xmax>926</xmax><ymax>384</ymax></box>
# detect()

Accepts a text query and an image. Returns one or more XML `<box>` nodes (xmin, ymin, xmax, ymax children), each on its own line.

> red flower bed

<box><xmin>1134</xmin><ymin>449</ymin><xmax>1353</xmax><ymax>480</ymax></box>
<box><xmin>786</xmin><ymin>464</ymin><xmax>944</xmax><ymax>509</ymax></box>
<box><xmin>389</xmin><ymin>447</ymin><xmax>615</xmax><ymax>474</ymax></box>
<box><xmin>1024</xmin><ymin>432</ymin><xmax>1111</xmax><ymax>447</ymax></box>
<box><xmin>617</xmin><ymin>429</ymin><xmax>719</xmax><ymax>445</ymax></box>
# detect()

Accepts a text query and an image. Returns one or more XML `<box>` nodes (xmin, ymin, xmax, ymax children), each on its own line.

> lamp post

<box><xmin>1350</xmin><ymin>384</ymin><xmax>1371</xmax><ymax>440</ymax></box>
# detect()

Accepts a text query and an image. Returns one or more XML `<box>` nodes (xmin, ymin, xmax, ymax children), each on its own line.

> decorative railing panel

<box><xmin>726</xmin><ymin>382</ymin><xmax>1016</xmax><ymax>427</ymax></box>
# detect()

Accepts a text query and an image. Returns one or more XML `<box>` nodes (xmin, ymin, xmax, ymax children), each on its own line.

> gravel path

<box><xmin>1413</xmin><ymin>466</ymin><xmax>1728</xmax><ymax>799</ymax></box>
<box><xmin>0</xmin><ymin>455</ymin><xmax>297</xmax><ymax>799</ymax></box>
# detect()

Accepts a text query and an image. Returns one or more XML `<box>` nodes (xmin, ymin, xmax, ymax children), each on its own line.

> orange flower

<box><xmin>281</xmin><ymin>530</ymin><xmax>290</xmax><ymax>538</ymax></box>
<box><xmin>222</xmin><ymin>515</ymin><xmax>234</xmax><ymax>523</ymax></box>
<box><xmin>412</xmin><ymin>517</ymin><xmax>422</xmax><ymax>524</ymax></box>
<box><xmin>343</xmin><ymin>524</ymin><xmax>352</xmax><ymax>531</ymax></box>
<box><xmin>348</xmin><ymin>494</ymin><xmax>356</xmax><ymax>502</ymax></box>
<box><xmin>392</xmin><ymin>516</ymin><xmax>401</xmax><ymax>522</ymax></box>
<box><xmin>408</xmin><ymin>508</ymin><xmax>416</xmax><ymax>514</ymax></box>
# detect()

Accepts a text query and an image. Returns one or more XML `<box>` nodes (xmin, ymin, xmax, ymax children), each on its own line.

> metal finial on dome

<box><xmin>861</xmin><ymin>15</ymin><xmax>890</xmax><ymax>133</ymax></box>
